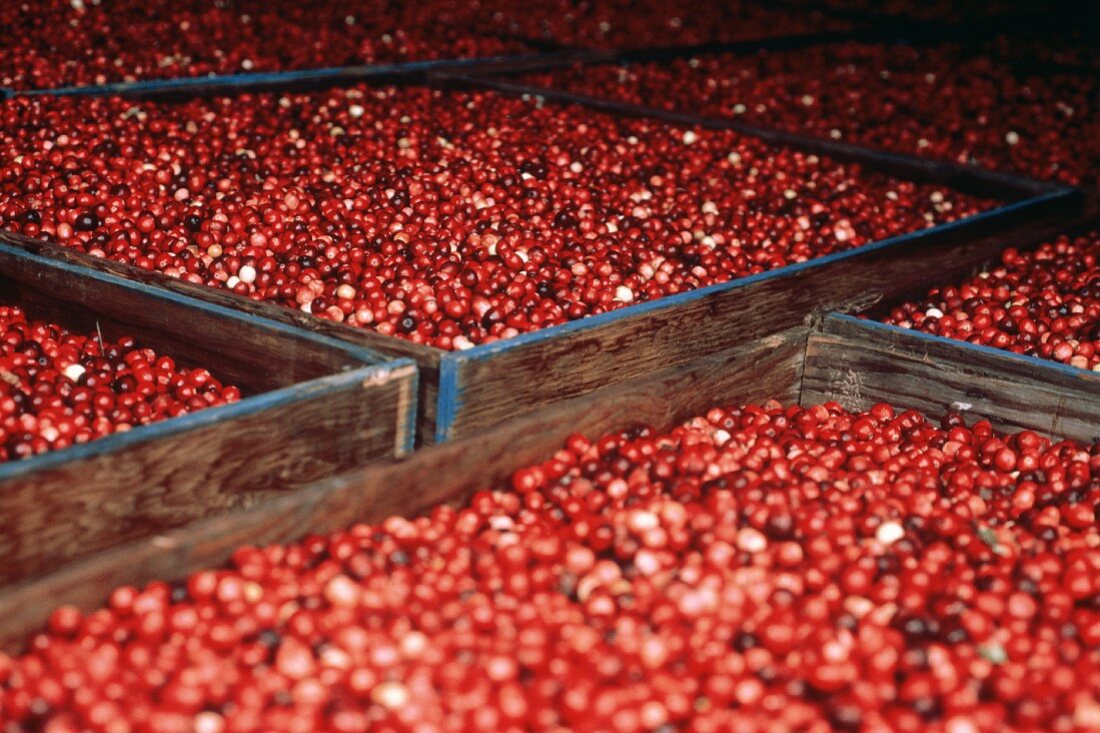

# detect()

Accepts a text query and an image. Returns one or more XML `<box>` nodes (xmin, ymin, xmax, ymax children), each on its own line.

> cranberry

<box><xmin>73</xmin><ymin>211</ymin><xmax>100</xmax><ymax>232</ymax></box>
<box><xmin>0</xmin><ymin>0</ymin><xmax>530</xmax><ymax>91</ymax></box>
<box><xmin>527</xmin><ymin>37</ymin><xmax>1097</xmax><ymax>187</ymax></box>
<box><xmin>452</xmin><ymin>0</ymin><xmax>849</xmax><ymax>50</ymax></box>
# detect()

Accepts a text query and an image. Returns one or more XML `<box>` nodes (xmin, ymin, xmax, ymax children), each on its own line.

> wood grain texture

<box><xmin>0</xmin><ymin>329</ymin><xmax>805</xmax><ymax>651</ymax></box>
<box><xmin>443</xmin><ymin>193</ymin><xmax>1079</xmax><ymax>439</ymax></box>
<box><xmin>0</xmin><ymin>363</ymin><xmax>417</xmax><ymax>588</ymax></box>
<box><xmin>802</xmin><ymin>315</ymin><xmax>1100</xmax><ymax>442</ymax></box>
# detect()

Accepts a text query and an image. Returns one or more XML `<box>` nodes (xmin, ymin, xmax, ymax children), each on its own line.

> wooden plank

<box><xmin>437</xmin><ymin>190</ymin><xmax>1077</xmax><ymax>440</ymax></box>
<box><xmin>0</xmin><ymin>369</ymin><xmax>431</xmax><ymax>581</ymax></box>
<box><xmin>801</xmin><ymin>314</ymin><xmax>1100</xmax><ymax>442</ymax></box>
<box><xmin>0</xmin><ymin>328</ymin><xmax>805</xmax><ymax>651</ymax></box>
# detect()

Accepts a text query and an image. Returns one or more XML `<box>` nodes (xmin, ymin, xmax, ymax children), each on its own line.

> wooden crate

<box><xmin>0</xmin><ymin>75</ymin><xmax>1082</xmax><ymax>446</ymax></box>
<box><xmin>2</xmin><ymin>306</ymin><xmax>1096</xmax><ymax>650</ymax></box>
<box><xmin>0</xmin><ymin>241</ymin><xmax>418</xmax><ymax>594</ymax></box>
<box><xmin>801</xmin><ymin>217</ymin><xmax>1100</xmax><ymax>443</ymax></box>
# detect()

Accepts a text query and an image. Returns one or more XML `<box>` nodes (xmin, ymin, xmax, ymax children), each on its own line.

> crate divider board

<box><xmin>0</xmin><ymin>71</ymin><xmax>1081</xmax><ymax>445</ymax></box>
<box><xmin>0</xmin><ymin>240</ymin><xmax>418</xmax><ymax>593</ymax></box>
<box><xmin>6</xmin><ymin>295</ymin><xmax>1100</xmax><ymax>650</ymax></box>
<box><xmin>804</xmin><ymin>313</ymin><xmax>1100</xmax><ymax>443</ymax></box>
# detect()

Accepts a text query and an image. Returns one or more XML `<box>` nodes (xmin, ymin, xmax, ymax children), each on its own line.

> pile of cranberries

<box><xmin>2</xmin><ymin>401</ymin><xmax>1096</xmax><ymax>731</ymax></box>
<box><xmin>0</xmin><ymin>86</ymin><xmax>988</xmax><ymax>349</ymax></box>
<box><xmin>0</xmin><ymin>0</ymin><xmax>530</xmax><ymax>91</ymax></box>
<box><xmin>528</xmin><ymin>39</ymin><xmax>1097</xmax><ymax>187</ymax></box>
<box><xmin>882</xmin><ymin>232</ymin><xmax>1100</xmax><ymax>371</ymax></box>
<box><xmin>0</xmin><ymin>304</ymin><xmax>240</xmax><ymax>462</ymax></box>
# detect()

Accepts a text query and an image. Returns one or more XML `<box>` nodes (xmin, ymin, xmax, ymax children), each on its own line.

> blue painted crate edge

<box><xmin>11</xmin><ymin>53</ymin><xmax>552</xmax><ymax>98</ymax></box>
<box><xmin>398</xmin><ymin>364</ymin><xmax>421</xmax><ymax>456</ymax></box>
<box><xmin>434</xmin><ymin>358</ymin><xmax>464</xmax><ymax>444</ymax></box>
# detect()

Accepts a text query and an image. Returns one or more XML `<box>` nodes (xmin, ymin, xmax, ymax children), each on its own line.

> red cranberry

<box><xmin>528</xmin><ymin>38</ymin><xmax>1097</xmax><ymax>187</ymax></box>
<box><xmin>0</xmin><ymin>85</ymin><xmax>988</xmax><ymax>350</ymax></box>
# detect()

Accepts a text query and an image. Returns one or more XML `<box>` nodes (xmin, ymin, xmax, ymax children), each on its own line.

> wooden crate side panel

<box><xmin>801</xmin><ymin>315</ymin><xmax>1100</xmax><ymax>442</ymax></box>
<box><xmin>0</xmin><ymin>363</ymin><xmax>416</xmax><ymax>586</ymax></box>
<box><xmin>0</xmin><ymin>328</ymin><xmax>806</xmax><ymax>650</ymax></box>
<box><xmin>440</xmin><ymin>192</ymin><xmax>1075</xmax><ymax>440</ymax></box>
